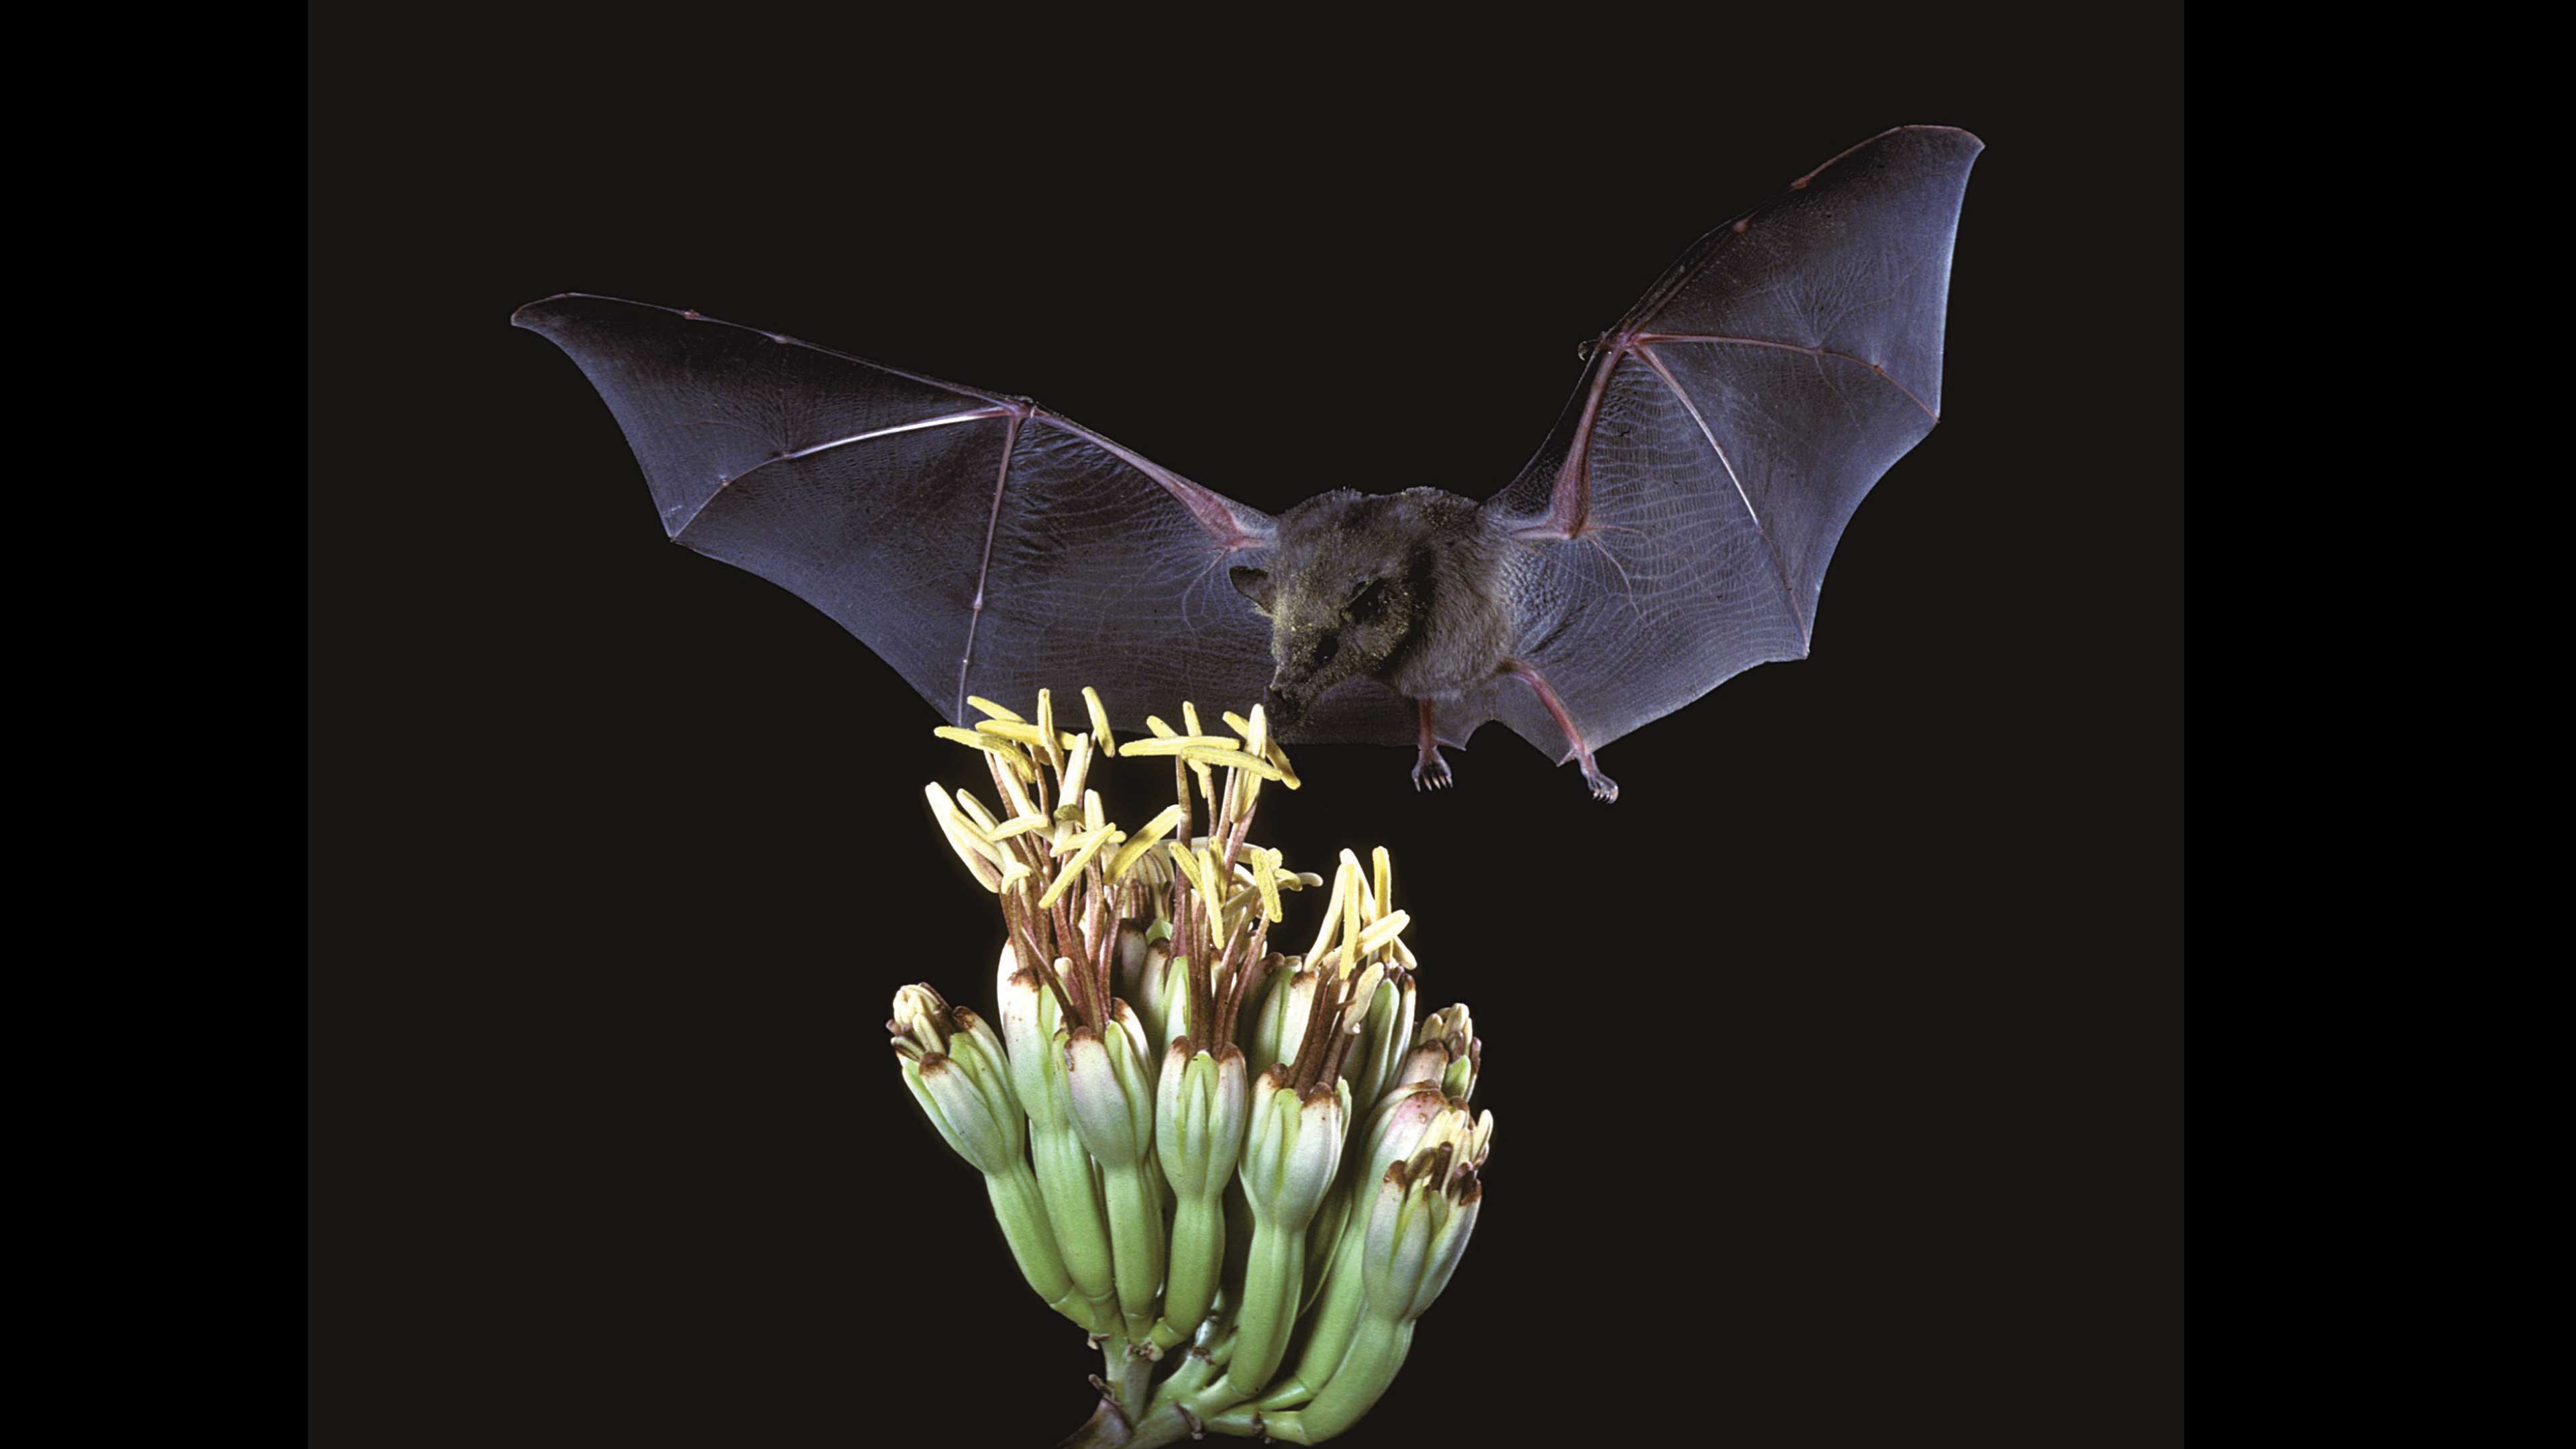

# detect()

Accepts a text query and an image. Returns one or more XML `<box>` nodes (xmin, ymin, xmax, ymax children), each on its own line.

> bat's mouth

<box><xmin>1260</xmin><ymin>684</ymin><xmax>1309</xmax><ymax>734</ymax></box>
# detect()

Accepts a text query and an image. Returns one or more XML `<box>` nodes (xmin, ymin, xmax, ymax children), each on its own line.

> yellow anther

<box><xmin>1106</xmin><ymin>804</ymin><xmax>1188</xmax><ymax>883</ymax></box>
<box><xmin>1373</xmin><ymin>847</ymin><xmax>1391</xmax><ymax>922</ymax></box>
<box><xmin>924</xmin><ymin>783</ymin><xmax>1002</xmax><ymax>890</ymax></box>
<box><xmin>1338</xmin><ymin>849</ymin><xmax>1364</xmax><ymax>975</ymax></box>
<box><xmin>967</xmin><ymin>696</ymin><xmax>1024</xmax><ymax>722</ymax></box>
<box><xmin>1195</xmin><ymin>847</ymin><xmax>1228</xmax><ymax>948</ymax></box>
<box><xmin>1219</xmin><ymin>884</ymin><xmax>1267</xmax><ymax>922</ymax></box>
<box><xmin>1224</xmin><ymin>704</ymin><xmax>1302</xmax><ymax>789</ymax></box>
<box><xmin>1144</xmin><ymin>714</ymin><xmax>1179</xmax><ymax>739</ymax></box>
<box><xmin>1082</xmin><ymin>687</ymin><xmax>1116</xmax><ymax>757</ymax></box>
<box><xmin>974</xmin><ymin>718</ymin><xmax>1083</xmax><ymax>753</ymax></box>
<box><xmin>1214</xmin><ymin>704</ymin><xmax>1272</xmax><ymax>817</ymax></box>
<box><xmin>1062</xmin><ymin>733</ymin><xmax>1095</xmax><ymax>805</ymax></box>
<box><xmin>1341</xmin><ymin>963</ymin><xmax>1387</xmax><ymax>1030</ymax></box>
<box><xmin>1178</xmin><ymin>746</ymin><xmax>1284</xmax><ymax>780</ymax></box>
<box><xmin>1117</xmin><ymin>734</ymin><xmax>1242</xmax><ymax>757</ymax></box>
<box><xmin>1164</xmin><ymin>842</ymin><xmax>1228</xmax><ymax>948</ymax></box>
<box><xmin>1036</xmin><ymin>689</ymin><xmax>1064</xmax><ymax>775</ymax></box>
<box><xmin>1179</xmin><ymin>702</ymin><xmax>1216</xmax><ymax>807</ymax></box>
<box><xmin>1307</xmin><ymin>855</ymin><xmax>1355</xmax><ymax>965</ymax></box>
<box><xmin>1354</xmin><ymin>910</ymin><xmax>1411</xmax><ymax>959</ymax></box>
<box><xmin>994</xmin><ymin>758</ymin><xmax>1041</xmax><ymax>823</ymax></box>
<box><xmin>936</xmin><ymin>725</ymin><xmax>1036</xmax><ymax>780</ymax></box>
<box><xmin>936</xmin><ymin>794</ymin><xmax>996</xmax><ymax>846</ymax></box>
<box><xmin>952</xmin><ymin>790</ymin><xmax>1002</xmax><ymax>835</ymax></box>
<box><xmin>1252</xmin><ymin>850</ymin><xmax>1284</xmax><ymax>923</ymax></box>
<box><xmin>1165</xmin><ymin>839</ymin><xmax>1207</xmax><ymax>901</ymax></box>
<box><xmin>1038</xmin><ymin>824</ymin><xmax>1124</xmax><ymax>909</ymax></box>
<box><xmin>987</xmin><ymin>812</ymin><xmax>1053</xmax><ymax>842</ymax></box>
<box><xmin>1264</xmin><ymin>732</ymin><xmax>1301</xmax><ymax>790</ymax></box>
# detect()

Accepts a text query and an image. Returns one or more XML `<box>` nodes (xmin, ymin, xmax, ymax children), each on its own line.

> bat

<box><xmin>515</xmin><ymin>125</ymin><xmax>1980</xmax><ymax>802</ymax></box>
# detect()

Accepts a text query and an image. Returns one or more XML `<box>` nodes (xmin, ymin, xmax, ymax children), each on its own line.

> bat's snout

<box><xmin>1260</xmin><ymin>684</ymin><xmax>1308</xmax><ymax>733</ymax></box>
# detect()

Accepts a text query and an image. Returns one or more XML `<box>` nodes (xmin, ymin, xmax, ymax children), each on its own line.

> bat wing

<box><xmin>1474</xmin><ymin>126</ymin><xmax>1982</xmax><ymax>761</ymax></box>
<box><xmin>517</xmin><ymin>294</ymin><xmax>1413</xmax><ymax>741</ymax></box>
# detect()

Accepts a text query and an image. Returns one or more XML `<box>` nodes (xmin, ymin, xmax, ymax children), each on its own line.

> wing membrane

<box><xmin>1481</xmin><ymin>126</ymin><xmax>1982</xmax><ymax>758</ymax></box>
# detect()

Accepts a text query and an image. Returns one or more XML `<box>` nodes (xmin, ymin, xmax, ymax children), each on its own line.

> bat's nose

<box><xmin>1261</xmin><ymin>685</ymin><xmax>1306</xmax><ymax>731</ymax></box>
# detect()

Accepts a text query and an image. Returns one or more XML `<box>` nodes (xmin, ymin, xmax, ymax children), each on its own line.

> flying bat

<box><xmin>515</xmin><ymin>125</ymin><xmax>1980</xmax><ymax>801</ymax></box>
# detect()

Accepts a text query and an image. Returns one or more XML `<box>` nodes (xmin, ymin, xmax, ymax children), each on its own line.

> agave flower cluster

<box><xmin>892</xmin><ymin>688</ymin><xmax>1491</xmax><ymax>1447</ymax></box>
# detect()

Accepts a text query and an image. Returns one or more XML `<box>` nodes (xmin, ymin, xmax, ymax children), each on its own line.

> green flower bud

<box><xmin>1244</xmin><ymin>965</ymin><xmax>1321</xmax><ymax>1082</ymax></box>
<box><xmin>1354</xmin><ymin>1086</ymin><xmax>1454</xmax><ymax>1196</ymax></box>
<box><xmin>1113</xmin><ymin>920</ymin><xmax>1152</xmax><ymax>993</ymax></box>
<box><xmin>889</xmin><ymin>984</ymin><xmax>1026</xmax><ymax>1177</ymax></box>
<box><xmin>1339</xmin><ymin>967</ymin><xmax>1417</xmax><ymax>1120</ymax></box>
<box><xmin>889</xmin><ymin>983</ymin><xmax>951</xmax><ymax>1057</ymax></box>
<box><xmin>894</xmin><ymin>983</ymin><xmax>1017</xmax><ymax>1099</ymax></box>
<box><xmin>1064</xmin><ymin>1001</ymin><xmax>1157</xmax><ymax>1168</ymax></box>
<box><xmin>1389</xmin><ymin>1002</ymin><xmax>1480</xmax><ymax>1103</ymax></box>
<box><xmin>1240</xmin><ymin>1065</ymin><xmax>1347</xmax><ymax>1227</ymax></box>
<box><xmin>1127</xmin><ymin>936</ymin><xmax>1185</xmax><ymax>1059</ymax></box>
<box><xmin>1263</xmin><ymin>1085</ymin><xmax>1456</xmax><ymax>1407</ymax></box>
<box><xmin>906</xmin><ymin>1057</ymin><xmax>1016</xmax><ymax>1175</ymax></box>
<box><xmin>1360</xmin><ymin>1143</ymin><xmax>1484</xmax><ymax>1322</ymax></box>
<box><xmin>995</xmin><ymin>961</ymin><xmax>1116</xmax><ymax>1324</ymax></box>
<box><xmin>1065</xmin><ymin>998</ymin><xmax>1166</xmax><ymax>1343</ymax></box>
<box><xmin>1253</xmin><ymin>1140</ymin><xmax>1486</xmax><ymax>1443</ymax></box>
<box><xmin>1150</xmin><ymin>1038</ymin><xmax>1252</xmax><ymax>1350</ymax></box>
<box><xmin>996</xmin><ymin>964</ymin><xmax>1074</xmax><ymax>1132</ymax></box>
<box><xmin>1156</xmin><ymin>1040</ymin><xmax>1250</xmax><ymax>1197</ymax></box>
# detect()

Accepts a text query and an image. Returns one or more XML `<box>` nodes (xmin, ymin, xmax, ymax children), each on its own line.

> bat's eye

<box><xmin>1346</xmin><ymin>577</ymin><xmax>1385</xmax><ymax>613</ymax></box>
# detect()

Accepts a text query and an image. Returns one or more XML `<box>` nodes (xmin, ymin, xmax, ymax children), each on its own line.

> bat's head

<box><xmin>1230</xmin><ymin>489</ymin><xmax>1460</xmax><ymax>732</ymax></box>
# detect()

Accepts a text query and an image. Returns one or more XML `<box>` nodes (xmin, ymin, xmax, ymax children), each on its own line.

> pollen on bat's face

<box><xmin>1231</xmin><ymin>491</ymin><xmax>1438</xmax><ymax>729</ymax></box>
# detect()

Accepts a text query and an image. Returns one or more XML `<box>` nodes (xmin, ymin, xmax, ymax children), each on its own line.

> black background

<box><xmin>312</xmin><ymin>9</ymin><xmax>2178</xmax><ymax>1446</ymax></box>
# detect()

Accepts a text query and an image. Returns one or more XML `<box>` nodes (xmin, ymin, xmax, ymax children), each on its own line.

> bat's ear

<box><xmin>1230</xmin><ymin>566</ymin><xmax>1275</xmax><ymax>618</ymax></box>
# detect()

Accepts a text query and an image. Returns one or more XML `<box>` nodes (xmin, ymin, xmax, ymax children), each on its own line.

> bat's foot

<box><xmin>1501</xmin><ymin>660</ymin><xmax>1616</xmax><ymax>804</ymax></box>
<box><xmin>1411</xmin><ymin>749</ymin><xmax>1454</xmax><ymax>792</ymax></box>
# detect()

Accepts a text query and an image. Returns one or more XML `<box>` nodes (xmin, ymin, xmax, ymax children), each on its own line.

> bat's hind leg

<box><xmin>1412</xmin><ymin>698</ymin><xmax>1454</xmax><ymax>792</ymax></box>
<box><xmin>1501</xmin><ymin>660</ymin><xmax>1619</xmax><ymax>803</ymax></box>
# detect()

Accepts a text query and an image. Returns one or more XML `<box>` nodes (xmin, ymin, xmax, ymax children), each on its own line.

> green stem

<box><xmin>1060</xmin><ymin>1330</ymin><xmax>1195</xmax><ymax>1449</ymax></box>
<box><xmin>1101</xmin><ymin>1161</ymin><xmax>1167</xmax><ymax>1342</ymax></box>
<box><xmin>1139</xmin><ymin>1305</ymin><xmax>1235</xmax><ymax>1427</ymax></box>
<box><xmin>1279</xmin><ymin>1314</ymin><xmax>1412</xmax><ymax>1441</ymax></box>
<box><xmin>1105</xmin><ymin>1334</ymin><xmax>1156</xmax><ymax>1421</ymax></box>
<box><xmin>1297</xmin><ymin>1187</ymin><xmax>1352</xmax><ymax>1313</ymax></box>
<box><xmin>1256</xmin><ymin>1205</ymin><xmax>1370</xmax><ymax>1408</ymax></box>
<box><xmin>1032</xmin><ymin>1125</ymin><xmax>1117</xmax><ymax>1330</ymax></box>
<box><xmin>1149</xmin><ymin>1190</ymin><xmax>1226</xmax><ymax>1350</ymax></box>
<box><xmin>982</xmin><ymin>1159</ymin><xmax>1086</xmax><ymax>1327</ymax></box>
<box><xmin>1197</xmin><ymin>1220</ymin><xmax>1302</xmax><ymax>1409</ymax></box>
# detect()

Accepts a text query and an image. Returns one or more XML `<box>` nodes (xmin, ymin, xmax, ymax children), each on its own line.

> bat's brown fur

<box><xmin>1228</xmin><ymin>488</ymin><xmax>1514</xmax><ymax>733</ymax></box>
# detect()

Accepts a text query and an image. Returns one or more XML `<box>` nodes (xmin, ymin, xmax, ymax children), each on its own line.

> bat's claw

<box><xmin>1411</xmin><ymin>750</ymin><xmax>1454</xmax><ymax>792</ymax></box>
<box><xmin>1585</xmin><ymin>769</ymin><xmax>1619</xmax><ymax>804</ymax></box>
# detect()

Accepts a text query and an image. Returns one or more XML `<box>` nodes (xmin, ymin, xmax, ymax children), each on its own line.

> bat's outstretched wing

<box><xmin>517</xmin><ymin>294</ymin><xmax>1405</xmax><ymax>739</ymax></box>
<box><xmin>1475</xmin><ymin>126</ymin><xmax>1982</xmax><ymax>761</ymax></box>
